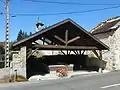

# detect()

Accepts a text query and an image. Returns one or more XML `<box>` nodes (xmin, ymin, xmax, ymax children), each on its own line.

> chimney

<box><xmin>36</xmin><ymin>21</ymin><xmax>44</xmax><ymax>32</ymax></box>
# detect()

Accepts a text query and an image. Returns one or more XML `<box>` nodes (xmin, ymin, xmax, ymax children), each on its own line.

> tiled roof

<box><xmin>91</xmin><ymin>16</ymin><xmax>120</xmax><ymax>35</ymax></box>
<box><xmin>12</xmin><ymin>18</ymin><xmax>109</xmax><ymax>50</ymax></box>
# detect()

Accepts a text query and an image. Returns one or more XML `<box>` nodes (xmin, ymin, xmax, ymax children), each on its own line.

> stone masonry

<box><xmin>91</xmin><ymin>16</ymin><xmax>120</xmax><ymax>70</ymax></box>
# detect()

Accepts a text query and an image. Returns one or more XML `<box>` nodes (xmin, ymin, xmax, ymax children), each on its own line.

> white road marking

<box><xmin>101</xmin><ymin>83</ymin><xmax>120</xmax><ymax>89</ymax></box>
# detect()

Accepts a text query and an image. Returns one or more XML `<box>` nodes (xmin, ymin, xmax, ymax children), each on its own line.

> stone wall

<box><xmin>11</xmin><ymin>46</ymin><xmax>26</xmax><ymax>78</ymax></box>
<box><xmin>94</xmin><ymin>27</ymin><xmax>120</xmax><ymax>70</ymax></box>
<box><xmin>11</xmin><ymin>45</ymin><xmax>59</xmax><ymax>78</ymax></box>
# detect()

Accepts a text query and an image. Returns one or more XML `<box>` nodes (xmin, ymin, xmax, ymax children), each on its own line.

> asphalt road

<box><xmin>0</xmin><ymin>71</ymin><xmax>120</xmax><ymax>90</ymax></box>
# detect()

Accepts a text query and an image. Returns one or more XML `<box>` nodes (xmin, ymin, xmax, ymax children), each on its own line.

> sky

<box><xmin>0</xmin><ymin>0</ymin><xmax>120</xmax><ymax>41</ymax></box>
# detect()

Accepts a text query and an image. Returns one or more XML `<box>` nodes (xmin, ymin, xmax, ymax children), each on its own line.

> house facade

<box><xmin>91</xmin><ymin>16</ymin><xmax>120</xmax><ymax>70</ymax></box>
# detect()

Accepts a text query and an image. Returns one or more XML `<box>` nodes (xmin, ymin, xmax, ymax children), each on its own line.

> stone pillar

<box><xmin>20</xmin><ymin>46</ymin><xmax>26</xmax><ymax>78</ymax></box>
<box><xmin>11</xmin><ymin>46</ymin><xmax>27</xmax><ymax>78</ymax></box>
<box><xmin>11</xmin><ymin>52</ymin><xmax>20</xmax><ymax>78</ymax></box>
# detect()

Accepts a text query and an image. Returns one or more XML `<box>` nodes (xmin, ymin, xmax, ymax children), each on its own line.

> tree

<box><xmin>17</xmin><ymin>30</ymin><xmax>24</xmax><ymax>41</ymax></box>
<box><xmin>0</xmin><ymin>45</ymin><xmax>5</xmax><ymax>55</ymax></box>
<box><xmin>23</xmin><ymin>32</ymin><xmax>29</xmax><ymax>39</ymax></box>
<box><xmin>0</xmin><ymin>45</ymin><xmax>5</xmax><ymax>68</ymax></box>
<box><xmin>29</xmin><ymin>32</ymin><xmax>32</xmax><ymax>36</ymax></box>
<box><xmin>17</xmin><ymin>30</ymin><xmax>29</xmax><ymax>41</ymax></box>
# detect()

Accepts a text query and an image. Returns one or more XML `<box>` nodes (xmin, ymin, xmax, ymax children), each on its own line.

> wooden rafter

<box><xmin>27</xmin><ymin>48</ymin><xmax>39</xmax><ymax>59</ymax></box>
<box><xmin>34</xmin><ymin>41</ymin><xmax>40</xmax><ymax>45</ymax></box>
<box><xmin>12</xmin><ymin>19</ymin><xmax>109</xmax><ymax>50</ymax></box>
<box><xmin>54</xmin><ymin>35</ymin><xmax>66</xmax><ymax>44</ymax></box>
<box><xmin>68</xmin><ymin>36</ymin><xmax>80</xmax><ymax>44</ymax></box>
<box><xmin>40</xmin><ymin>38</ymin><xmax>51</xmax><ymax>45</ymax></box>
<box><xmin>55</xmin><ymin>34</ymin><xmax>80</xmax><ymax>45</ymax></box>
<box><xmin>26</xmin><ymin>48</ymin><xmax>32</xmax><ymax>58</ymax></box>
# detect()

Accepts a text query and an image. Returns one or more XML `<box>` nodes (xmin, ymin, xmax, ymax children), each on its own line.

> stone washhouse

<box><xmin>11</xmin><ymin>18</ymin><xmax>108</xmax><ymax>78</ymax></box>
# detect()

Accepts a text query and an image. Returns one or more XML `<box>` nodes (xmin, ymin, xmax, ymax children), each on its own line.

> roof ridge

<box><xmin>91</xmin><ymin>16</ymin><xmax>120</xmax><ymax>32</ymax></box>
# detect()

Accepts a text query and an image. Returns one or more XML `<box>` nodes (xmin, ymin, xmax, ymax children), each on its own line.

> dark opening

<box><xmin>26</xmin><ymin>55</ymin><xmax>106</xmax><ymax>79</ymax></box>
<box><xmin>26</xmin><ymin>56</ymin><xmax>50</xmax><ymax>79</ymax></box>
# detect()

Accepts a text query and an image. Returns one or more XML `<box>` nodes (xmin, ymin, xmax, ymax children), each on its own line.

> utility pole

<box><xmin>5</xmin><ymin>0</ymin><xmax>10</xmax><ymax>68</ymax></box>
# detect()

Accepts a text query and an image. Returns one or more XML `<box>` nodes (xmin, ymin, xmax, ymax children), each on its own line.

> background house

<box><xmin>91</xmin><ymin>16</ymin><xmax>120</xmax><ymax>70</ymax></box>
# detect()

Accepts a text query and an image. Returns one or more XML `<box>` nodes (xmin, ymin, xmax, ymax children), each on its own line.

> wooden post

<box><xmin>65</xmin><ymin>30</ymin><xmax>68</xmax><ymax>46</ymax></box>
<box><xmin>79</xmin><ymin>50</ymin><xmax>81</xmax><ymax>55</ymax></box>
<box><xmin>67</xmin><ymin>50</ymin><xmax>69</xmax><ymax>55</ymax></box>
<box><xmin>43</xmin><ymin>37</ymin><xmax>45</xmax><ymax>45</ymax></box>
<box><xmin>73</xmin><ymin>50</ymin><xmax>77</xmax><ymax>55</ymax></box>
<box><xmin>99</xmin><ymin>50</ymin><xmax>102</xmax><ymax>60</ymax></box>
<box><xmin>99</xmin><ymin>50</ymin><xmax>103</xmax><ymax>73</ymax></box>
<box><xmin>68</xmin><ymin>50</ymin><xmax>71</xmax><ymax>54</ymax></box>
<box><xmin>92</xmin><ymin>50</ymin><xmax>101</xmax><ymax>60</ymax></box>
<box><xmin>75</xmin><ymin>50</ymin><xmax>79</xmax><ymax>55</ymax></box>
<box><xmin>82</xmin><ymin>50</ymin><xmax>85</xmax><ymax>55</ymax></box>
<box><xmin>27</xmin><ymin>48</ymin><xmax>39</xmax><ymax>59</ymax></box>
<box><xmin>60</xmin><ymin>50</ymin><xmax>66</xmax><ymax>55</ymax></box>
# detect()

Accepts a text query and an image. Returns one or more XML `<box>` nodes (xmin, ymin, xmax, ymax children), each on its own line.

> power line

<box><xmin>24</xmin><ymin>0</ymin><xmax>120</xmax><ymax>6</ymax></box>
<box><xmin>12</xmin><ymin>5</ymin><xmax>120</xmax><ymax>17</ymax></box>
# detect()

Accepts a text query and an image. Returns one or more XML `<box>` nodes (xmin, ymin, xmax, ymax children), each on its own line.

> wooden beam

<box><xmin>54</xmin><ymin>35</ymin><xmax>66</xmax><ymax>44</ymax></box>
<box><xmin>73</xmin><ymin>51</ymin><xmax>77</xmax><ymax>55</ymax></box>
<box><xmin>67</xmin><ymin>50</ymin><xmax>69</xmax><ymax>55</ymax></box>
<box><xmin>65</xmin><ymin>30</ymin><xmax>68</xmax><ymax>46</ymax></box>
<box><xmin>92</xmin><ymin>50</ymin><xmax>101</xmax><ymax>60</ymax></box>
<box><xmin>33</xmin><ymin>45</ymin><xmax>99</xmax><ymax>50</ymax></box>
<box><xmin>34</xmin><ymin>41</ymin><xmax>40</xmax><ymax>45</ymax></box>
<box><xmin>82</xmin><ymin>50</ymin><xmax>85</xmax><ymax>55</ymax></box>
<box><xmin>40</xmin><ymin>38</ymin><xmax>51</xmax><ymax>45</ymax></box>
<box><xmin>73</xmin><ymin>50</ymin><xmax>79</xmax><ymax>55</ymax></box>
<box><xmin>42</xmin><ymin>37</ymin><xmax>45</xmax><ymax>45</ymax></box>
<box><xmin>99</xmin><ymin>50</ymin><xmax>102</xmax><ymax>60</ymax></box>
<box><xmin>26</xmin><ymin>48</ymin><xmax>32</xmax><ymax>58</ymax></box>
<box><xmin>60</xmin><ymin>50</ymin><xmax>66</xmax><ymax>55</ymax></box>
<box><xmin>75</xmin><ymin>50</ymin><xmax>79</xmax><ymax>55</ymax></box>
<box><xmin>68</xmin><ymin>50</ymin><xmax>71</xmax><ymax>54</ymax></box>
<box><xmin>79</xmin><ymin>50</ymin><xmax>81</xmax><ymax>55</ymax></box>
<box><xmin>68</xmin><ymin>36</ymin><xmax>80</xmax><ymax>44</ymax></box>
<box><xmin>27</xmin><ymin>48</ymin><xmax>39</xmax><ymax>59</ymax></box>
